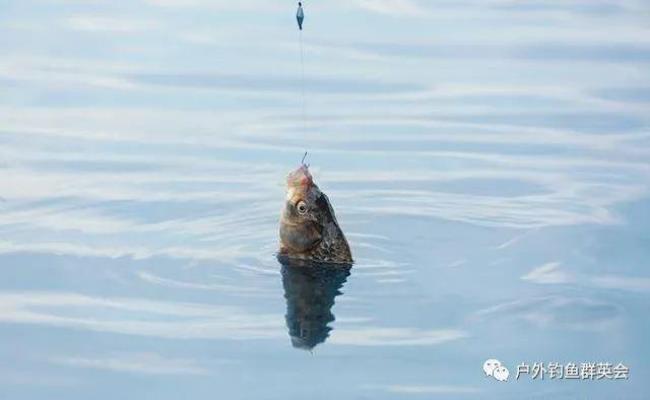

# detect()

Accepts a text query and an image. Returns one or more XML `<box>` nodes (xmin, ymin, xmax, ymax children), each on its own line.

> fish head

<box><xmin>280</xmin><ymin>165</ymin><xmax>323</xmax><ymax>253</ymax></box>
<box><xmin>279</xmin><ymin>164</ymin><xmax>353</xmax><ymax>264</ymax></box>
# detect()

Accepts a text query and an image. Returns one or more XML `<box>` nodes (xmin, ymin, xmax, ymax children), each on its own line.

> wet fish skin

<box><xmin>279</xmin><ymin>165</ymin><xmax>353</xmax><ymax>264</ymax></box>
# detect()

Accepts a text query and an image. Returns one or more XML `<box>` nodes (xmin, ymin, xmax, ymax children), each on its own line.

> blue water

<box><xmin>1</xmin><ymin>1</ymin><xmax>649</xmax><ymax>398</ymax></box>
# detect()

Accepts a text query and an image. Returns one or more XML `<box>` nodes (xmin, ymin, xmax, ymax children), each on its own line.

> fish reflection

<box><xmin>279</xmin><ymin>257</ymin><xmax>351</xmax><ymax>350</ymax></box>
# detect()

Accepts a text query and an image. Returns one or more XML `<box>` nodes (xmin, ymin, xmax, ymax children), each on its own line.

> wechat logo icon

<box><xmin>483</xmin><ymin>359</ymin><xmax>510</xmax><ymax>382</ymax></box>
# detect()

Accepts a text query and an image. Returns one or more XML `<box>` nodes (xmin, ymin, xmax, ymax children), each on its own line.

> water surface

<box><xmin>1</xmin><ymin>1</ymin><xmax>649</xmax><ymax>398</ymax></box>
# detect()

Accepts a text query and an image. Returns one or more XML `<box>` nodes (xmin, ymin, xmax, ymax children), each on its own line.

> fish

<box><xmin>278</xmin><ymin>163</ymin><xmax>353</xmax><ymax>264</ymax></box>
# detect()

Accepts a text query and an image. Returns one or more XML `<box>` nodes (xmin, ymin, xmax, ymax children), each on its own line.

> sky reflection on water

<box><xmin>1</xmin><ymin>0</ymin><xmax>649</xmax><ymax>399</ymax></box>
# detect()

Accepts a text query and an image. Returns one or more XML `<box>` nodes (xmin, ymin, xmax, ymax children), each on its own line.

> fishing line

<box><xmin>299</xmin><ymin>26</ymin><xmax>306</xmax><ymax>135</ymax></box>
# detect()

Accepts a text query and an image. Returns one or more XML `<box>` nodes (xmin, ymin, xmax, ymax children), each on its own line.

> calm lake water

<box><xmin>1</xmin><ymin>1</ymin><xmax>649</xmax><ymax>399</ymax></box>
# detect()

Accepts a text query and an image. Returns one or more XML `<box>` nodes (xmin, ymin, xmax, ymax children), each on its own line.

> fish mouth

<box><xmin>286</xmin><ymin>165</ymin><xmax>313</xmax><ymax>189</ymax></box>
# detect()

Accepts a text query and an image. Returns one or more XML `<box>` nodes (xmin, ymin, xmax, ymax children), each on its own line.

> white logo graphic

<box><xmin>483</xmin><ymin>359</ymin><xmax>509</xmax><ymax>382</ymax></box>
<box><xmin>493</xmin><ymin>365</ymin><xmax>510</xmax><ymax>381</ymax></box>
<box><xmin>483</xmin><ymin>359</ymin><xmax>501</xmax><ymax>377</ymax></box>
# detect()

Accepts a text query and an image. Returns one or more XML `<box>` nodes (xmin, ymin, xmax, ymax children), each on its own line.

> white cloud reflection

<box><xmin>0</xmin><ymin>103</ymin><xmax>647</xmax><ymax>260</ymax></box>
<box><xmin>137</xmin><ymin>271</ymin><xmax>273</xmax><ymax>297</ymax></box>
<box><xmin>473</xmin><ymin>295</ymin><xmax>622</xmax><ymax>330</ymax></box>
<box><xmin>0</xmin><ymin>292</ymin><xmax>467</xmax><ymax>346</ymax></box>
<box><xmin>363</xmin><ymin>384</ymin><xmax>480</xmax><ymax>394</ymax></box>
<box><xmin>51</xmin><ymin>353</ymin><xmax>209</xmax><ymax>375</ymax></box>
<box><xmin>0</xmin><ymin>292</ymin><xmax>285</xmax><ymax>340</ymax></box>
<box><xmin>65</xmin><ymin>16</ymin><xmax>160</xmax><ymax>33</ymax></box>
<box><xmin>331</xmin><ymin>328</ymin><xmax>467</xmax><ymax>346</ymax></box>
<box><xmin>521</xmin><ymin>262</ymin><xmax>572</xmax><ymax>284</ymax></box>
<box><xmin>354</xmin><ymin>0</ymin><xmax>425</xmax><ymax>16</ymax></box>
<box><xmin>521</xmin><ymin>262</ymin><xmax>650</xmax><ymax>292</ymax></box>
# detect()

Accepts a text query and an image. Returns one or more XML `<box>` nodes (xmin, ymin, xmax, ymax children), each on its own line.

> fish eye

<box><xmin>296</xmin><ymin>201</ymin><xmax>308</xmax><ymax>214</ymax></box>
